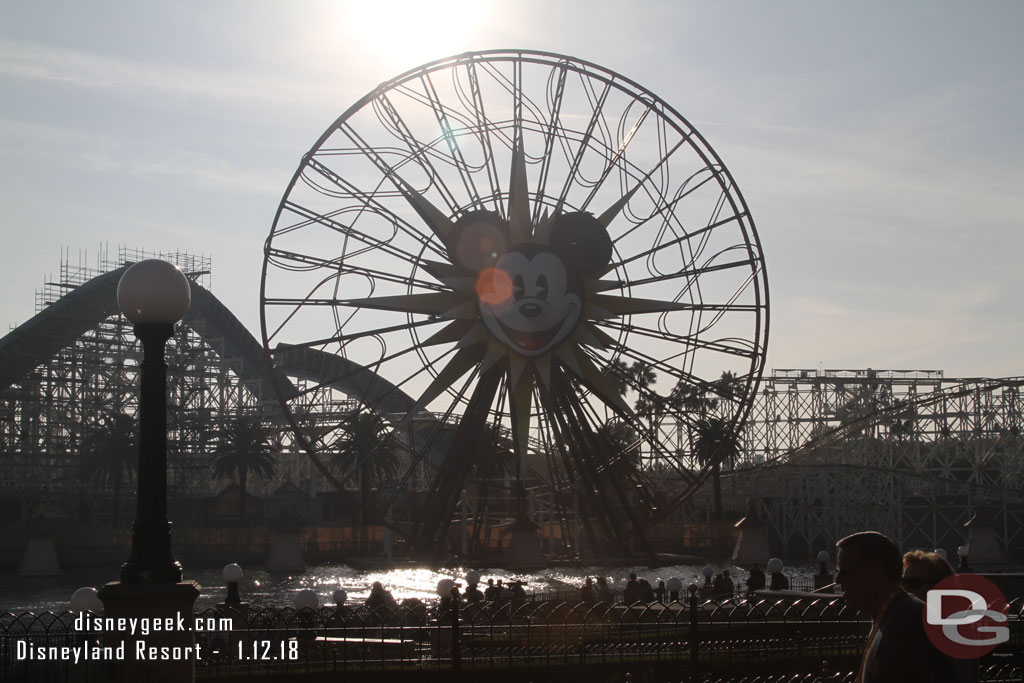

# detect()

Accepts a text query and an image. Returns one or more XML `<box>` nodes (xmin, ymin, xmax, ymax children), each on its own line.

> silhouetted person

<box><xmin>901</xmin><ymin>550</ymin><xmax>954</xmax><ymax>601</ymax></box>
<box><xmin>638</xmin><ymin>577</ymin><xmax>655</xmax><ymax>602</ymax></box>
<box><xmin>365</xmin><ymin>581</ymin><xmax>397</xmax><ymax>609</ymax></box>
<box><xmin>624</xmin><ymin>573</ymin><xmax>641</xmax><ymax>603</ymax></box>
<box><xmin>654</xmin><ymin>580</ymin><xmax>666</xmax><ymax>603</ymax></box>
<box><xmin>580</xmin><ymin>577</ymin><xmax>596</xmax><ymax>604</ymax></box>
<box><xmin>837</xmin><ymin>531</ymin><xmax>964</xmax><ymax>683</ymax></box>
<box><xmin>484</xmin><ymin>578</ymin><xmax>499</xmax><ymax>601</ymax></box>
<box><xmin>596</xmin><ymin>576</ymin><xmax>613</xmax><ymax>603</ymax></box>
<box><xmin>713</xmin><ymin>572</ymin><xmax>727</xmax><ymax>598</ymax></box>
<box><xmin>439</xmin><ymin>585</ymin><xmax>461</xmax><ymax>620</ymax></box>
<box><xmin>722</xmin><ymin>570</ymin><xmax>735</xmax><ymax>597</ymax></box>
<box><xmin>903</xmin><ymin>550</ymin><xmax>978</xmax><ymax>683</ymax></box>
<box><xmin>769</xmin><ymin>569</ymin><xmax>789</xmax><ymax>591</ymax></box>
<box><xmin>464</xmin><ymin>582</ymin><xmax>484</xmax><ymax>602</ymax></box>
<box><xmin>746</xmin><ymin>563</ymin><xmax>766</xmax><ymax>593</ymax></box>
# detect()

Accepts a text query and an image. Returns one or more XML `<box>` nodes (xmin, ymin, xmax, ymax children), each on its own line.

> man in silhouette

<box><xmin>836</xmin><ymin>531</ymin><xmax>964</xmax><ymax>683</ymax></box>
<box><xmin>746</xmin><ymin>563</ymin><xmax>766</xmax><ymax>593</ymax></box>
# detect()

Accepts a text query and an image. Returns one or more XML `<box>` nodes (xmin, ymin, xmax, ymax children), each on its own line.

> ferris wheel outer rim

<box><xmin>258</xmin><ymin>48</ymin><xmax>771</xmax><ymax>522</ymax></box>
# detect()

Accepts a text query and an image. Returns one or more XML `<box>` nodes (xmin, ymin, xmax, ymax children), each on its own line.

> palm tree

<box><xmin>602</xmin><ymin>358</ymin><xmax>632</xmax><ymax>397</ymax></box>
<box><xmin>668</xmin><ymin>371</ymin><xmax>744</xmax><ymax>521</ymax></box>
<box><xmin>603</xmin><ymin>358</ymin><xmax>658</xmax><ymax>418</ymax></box>
<box><xmin>331</xmin><ymin>409</ymin><xmax>403</xmax><ymax>525</ymax></box>
<box><xmin>211</xmin><ymin>414</ymin><xmax>278</xmax><ymax>524</ymax></box>
<box><xmin>593</xmin><ymin>419</ymin><xmax>641</xmax><ymax>481</ymax></box>
<box><xmin>79</xmin><ymin>412</ymin><xmax>137</xmax><ymax>527</ymax></box>
<box><xmin>693</xmin><ymin>415</ymin><xmax>740</xmax><ymax>521</ymax></box>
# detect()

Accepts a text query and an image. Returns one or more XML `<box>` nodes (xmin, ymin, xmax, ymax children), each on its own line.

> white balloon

<box><xmin>293</xmin><ymin>589</ymin><xmax>319</xmax><ymax>610</ymax></box>
<box><xmin>71</xmin><ymin>587</ymin><xmax>102</xmax><ymax>613</ymax></box>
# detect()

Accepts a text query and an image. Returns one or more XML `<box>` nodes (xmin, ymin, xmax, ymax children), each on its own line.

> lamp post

<box><xmin>115</xmin><ymin>259</ymin><xmax>191</xmax><ymax>584</ymax></box>
<box><xmin>814</xmin><ymin>550</ymin><xmax>833</xmax><ymax>591</ymax></box>
<box><xmin>700</xmin><ymin>565</ymin><xmax>714</xmax><ymax>599</ymax></box>
<box><xmin>957</xmin><ymin>544</ymin><xmax>971</xmax><ymax>572</ymax></box>
<box><xmin>98</xmin><ymin>260</ymin><xmax>198</xmax><ymax>683</ymax></box>
<box><xmin>222</xmin><ymin>563</ymin><xmax>243</xmax><ymax>606</ymax></box>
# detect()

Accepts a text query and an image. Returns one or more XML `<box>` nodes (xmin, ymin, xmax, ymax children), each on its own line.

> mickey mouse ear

<box><xmin>550</xmin><ymin>212</ymin><xmax>613</xmax><ymax>273</ymax></box>
<box><xmin>448</xmin><ymin>210</ymin><xmax>509</xmax><ymax>271</ymax></box>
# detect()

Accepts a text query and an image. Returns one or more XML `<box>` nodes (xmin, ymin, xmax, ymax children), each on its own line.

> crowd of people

<box><xmin>354</xmin><ymin>533</ymin><xmax>990</xmax><ymax>681</ymax></box>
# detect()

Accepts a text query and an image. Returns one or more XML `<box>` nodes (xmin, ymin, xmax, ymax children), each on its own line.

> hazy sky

<box><xmin>2</xmin><ymin>0</ymin><xmax>1022</xmax><ymax>379</ymax></box>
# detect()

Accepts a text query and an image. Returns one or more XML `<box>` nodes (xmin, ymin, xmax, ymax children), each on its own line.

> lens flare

<box><xmin>476</xmin><ymin>267</ymin><xmax>513</xmax><ymax>306</ymax></box>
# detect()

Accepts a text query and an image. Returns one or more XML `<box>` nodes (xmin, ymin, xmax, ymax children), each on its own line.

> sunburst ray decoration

<box><xmin>260</xmin><ymin>51</ymin><xmax>769</xmax><ymax>563</ymax></box>
<box><xmin>348</xmin><ymin>144</ymin><xmax>670</xmax><ymax>465</ymax></box>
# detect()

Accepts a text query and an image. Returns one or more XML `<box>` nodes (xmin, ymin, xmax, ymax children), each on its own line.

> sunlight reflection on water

<box><xmin>2</xmin><ymin>563</ymin><xmax>820</xmax><ymax>614</ymax></box>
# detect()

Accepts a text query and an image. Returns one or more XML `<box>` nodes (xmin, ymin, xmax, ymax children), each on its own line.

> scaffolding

<box><xmin>2</xmin><ymin>250</ymin><xmax>1022</xmax><ymax>560</ymax></box>
<box><xmin>0</xmin><ymin>248</ymin><xmax>286</xmax><ymax>527</ymax></box>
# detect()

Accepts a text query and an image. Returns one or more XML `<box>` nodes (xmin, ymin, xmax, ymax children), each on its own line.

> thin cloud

<box><xmin>0</xmin><ymin>38</ymin><xmax>345</xmax><ymax>108</ymax></box>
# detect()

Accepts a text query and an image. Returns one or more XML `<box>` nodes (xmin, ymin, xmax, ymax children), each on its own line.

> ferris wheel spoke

<box><xmin>609</xmin><ymin>210</ymin><xmax>748</xmax><ymax>271</ymax></box>
<box><xmin>281</xmin><ymin>195</ymin><xmax>449</xmax><ymax>263</ymax></box>
<box><xmin>376</xmin><ymin>93</ymin><xmax>467</xmax><ymax>214</ymax></box>
<box><xmin>411</xmin><ymin>364</ymin><xmax>503</xmax><ymax>558</ymax></box>
<box><xmin>596</xmin><ymin>319</ymin><xmax>760</xmax><ymax>361</ymax></box>
<box><xmin>571</xmin><ymin>382</ymin><xmax>689</xmax><ymax>495</ymax></box>
<box><xmin>603</xmin><ymin>166</ymin><xmax>722</xmax><ymax>249</ymax></box>
<box><xmin>552</xmin><ymin>79</ymin><xmax>613</xmax><ymax>214</ymax></box>
<box><xmin>580</xmin><ymin>344</ymin><xmax>717</xmax><ymax>417</ymax></box>
<box><xmin>403</xmin><ymin>343</ymin><xmax>488</xmax><ymax>422</ymax></box>
<box><xmin>588</xmin><ymin>294</ymin><xmax>759</xmax><ymax>317</ymax></box>
<box><xmin>337</xmin><ymin>120</ymin><xmax>464</xmax><ymax>221</ymax></box>
<box><xmin>273</xmin><ymin>329</ymin><xmax>448</xmax><ymax>403</ymax></box>
<box><xmin>552</xmin><ymin>366</ymin><xmax>654</xmax><ymax>557</ymax></box>
<box><xmin>536</xmin><ymin>384</ymin><xmax>618</xmax><ymax>551</ymax></box>
<box><xmin>273</xmin><ymin>317</ymin><xmax>449</xmax><ymax>352</ymax></box>
<box><xmin>622</xmin><ymin>255</ymin><xmax>759</xmax><ymax>290</ymax></box>
<box><xmin>531</xmin><ymin>61</ymin><xmax>568</xmax><ymax>225</ymax></box>
<box><xmin>462</xmin><ymin>58</ymin><xmax>505</xmax><ymax>211</ymax></box>
<box><xmin>576</xmin><ymin>103</ymin><xmax>659</xmax><ymax>213</ymax></box>
<box><xmin>345</xmin><ymin>291</ymin><xmax>472</xmax><ymax>317</ymax></box>
<box><xmin>265</xmin><ymin>247</ymin><xmax>446</xmax><ymax>293</ymax></box>
<box><xmin>415</xmin><ymin>76</ymin><xmax>487</xmax><ymax>208</ymax></box>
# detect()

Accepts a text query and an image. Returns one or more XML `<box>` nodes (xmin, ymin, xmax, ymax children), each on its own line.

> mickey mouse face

<box><xmin>479</xmin><ymin>245</ymin><xmax>582</xmax><ymax>357</ymax></box>
<box><xmin>453</xmin><ymin>209</ymin><xmax>613</xmax><ymax>358</ymax></box>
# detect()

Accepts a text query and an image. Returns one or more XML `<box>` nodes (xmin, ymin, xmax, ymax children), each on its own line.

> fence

<box><xmin>2</xmin><ymin>594</ymin><xmax>1021</xmax><ymax>682</ymax></box>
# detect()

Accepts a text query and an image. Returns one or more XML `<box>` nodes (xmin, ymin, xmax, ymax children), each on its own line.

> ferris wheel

<box><xmin>261</xmin><ymin>50</ymin><xmax>769</xmax><ymax>561</ymax></box>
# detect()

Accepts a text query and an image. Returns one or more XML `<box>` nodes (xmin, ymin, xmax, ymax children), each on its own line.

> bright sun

<box><xmin>345</xmin><ymin>0</ymin><xmax>485</xmax><ymax>66</ymax></box>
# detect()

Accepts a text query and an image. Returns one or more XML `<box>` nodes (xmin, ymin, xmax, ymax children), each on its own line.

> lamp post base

<box><xmin>121</xmin><ymin>520</ymin><xmax>183</xmax><ymax>583</ymax></box>
<box><xmin>97</xmin><ymin>581</ymin><xmax>201</xmax><ymax>683</ymax></box>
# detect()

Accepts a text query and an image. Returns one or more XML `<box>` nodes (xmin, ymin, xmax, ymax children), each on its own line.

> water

<box><xmin>0</xmin><ymin>563</ymin><xmax>821</xmax><ymax>614</ymax></box>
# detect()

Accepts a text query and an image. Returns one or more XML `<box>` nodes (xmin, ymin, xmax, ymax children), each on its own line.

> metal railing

<box><xmin>2</xmin><ymin>595</ymin><xmax>1021</xmax><ymax>682</ymax></box>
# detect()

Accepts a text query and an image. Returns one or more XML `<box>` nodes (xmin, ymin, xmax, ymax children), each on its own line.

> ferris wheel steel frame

<box><xmin>260</xmin><ymin>50</ymin><xmax>770</xmax><ymax>561</ymax></box>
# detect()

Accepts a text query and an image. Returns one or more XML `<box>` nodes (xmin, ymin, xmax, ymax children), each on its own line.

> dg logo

<box><xmin>924</xmin><ymin>573</ymin><xmax>1010</xmax><ymax>658</ymax></box>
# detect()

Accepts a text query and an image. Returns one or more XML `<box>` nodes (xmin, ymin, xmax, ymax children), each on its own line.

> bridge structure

<box><xmin>0</xmin><ymin>251</ymin><xmax>1021</xmax><ymax>562</ymax></box>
